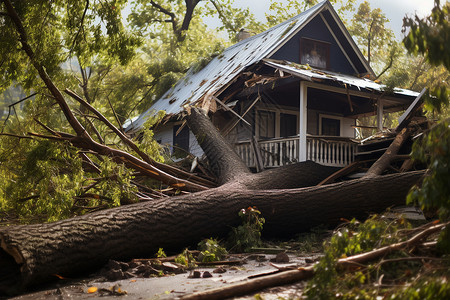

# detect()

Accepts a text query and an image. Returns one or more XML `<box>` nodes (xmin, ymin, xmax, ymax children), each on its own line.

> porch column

<box><xmin>377</xmin><ymin>99</ymin><xmax>384</xmax><ymax>131</ymax></box>
<box><xmin>299</xmin><ymin>81</ymin><xmax>307</xmax><ymax>161</ymax></box>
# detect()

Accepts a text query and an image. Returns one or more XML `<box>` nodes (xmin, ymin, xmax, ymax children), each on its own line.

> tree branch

<box><xmin>2</xmin><ymin>0</ymin><xmax>88</xmax><ymax>137</ymax></box>
<box><xmin>68</xmin><ymin>0</ymin><xmax>89</xmax><ymax>56</ymax></box>
<box><xmin>3</xmin><ymin>0</ymin><xmax>210</xmax><ymax>192</ymax></box>
<box><xmin>150</xmin><ymin>0</ymin><xmax>179</xmax><ymax>37</ymax></box>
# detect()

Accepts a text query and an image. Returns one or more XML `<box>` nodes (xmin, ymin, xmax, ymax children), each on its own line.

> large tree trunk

<box><xmin>0</xmin><ymin>171</ymin><xmax>423</xmax><ymax>295</ymax></box>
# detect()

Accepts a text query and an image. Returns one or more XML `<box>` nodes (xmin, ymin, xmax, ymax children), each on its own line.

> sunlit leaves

<box><xmin>408</xmin><ymin>120</ymin><xmax>450</xmax><ymax>222</ymax></box>
<box><xmin>403</xmin><ymin>0</ymin><xmax>450</xmax><ymax>71</ymax></box>
<box><xmin>348</xmin><ymin>0</ymin><xmax>395</xmax><ymax>72</ymax></box>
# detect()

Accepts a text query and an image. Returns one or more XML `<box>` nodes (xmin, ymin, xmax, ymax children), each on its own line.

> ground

<box><xmin>6</xmin><ymin>252</ymin><xmax>321</xmax><ymax>300</ymax></box>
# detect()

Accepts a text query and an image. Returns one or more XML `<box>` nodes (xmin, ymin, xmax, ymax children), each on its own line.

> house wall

<box><xmin>153</xmin><ymin>122</ymin><xmax>204</xmax><ymax>158</ymax></box>
<box><xmin>270</xmin><ymin>14</ymin><xmax>355</xmax><ymax>74</ymax></box>
<box><xmin>307</xmin><ymin>109</ymin><xmax>355</xmax><ymax>137</ymax></box>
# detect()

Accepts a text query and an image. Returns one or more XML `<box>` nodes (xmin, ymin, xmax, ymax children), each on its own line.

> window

<box><xmin>300</xmin><ymin>38</ymin><xmax>330</xmax><ymax>69</ymax></box>
<box><xmin>173</xmin><ymin>124</ymin><xmax>190</xmax><ymax>157</ymax></box>
<box><xmin>321</xmin><ymin>117</ymin><xmax>340</xmax><ymax>136</ymax></box>
<box><xmin>258</xmin><ymin>110</ymin><xmax>275</xmax><ymax>139</ymax></box>
<box><xmin>280</xmin><ymin>113</ymin><xmax>297</xmax><ymax>137</ymax></box>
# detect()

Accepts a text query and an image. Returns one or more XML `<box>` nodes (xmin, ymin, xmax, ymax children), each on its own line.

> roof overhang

<box><xmin>262</xmin><ymin>59</ymin><xmax>419</xmax><ymax>102</ymax></box>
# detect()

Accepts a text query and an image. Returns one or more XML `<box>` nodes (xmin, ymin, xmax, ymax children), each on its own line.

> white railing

<box><xmin>235</xmin><ymin>136</ymin><xmax>357</xmax><ymax>168</ymax></box>
<box><xmin>306</xmin><ymin>136</ymin><xmax>357</xmax><ymax>167</ymax></box>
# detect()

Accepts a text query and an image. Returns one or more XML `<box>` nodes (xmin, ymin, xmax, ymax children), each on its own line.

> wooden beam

<box><xmin>213</xmin><ymin>96</ymin><xmax>251</xmax><ymax>127</ymax></box>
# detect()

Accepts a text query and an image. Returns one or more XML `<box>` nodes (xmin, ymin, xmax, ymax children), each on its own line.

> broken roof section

<box><xmin>263</xmin><ymin>59</ymin><xmax>419</xmax><ymax>98</ymax></box>
<box><xmin>126</xmin><ymin>0</ymin><xmax>372</xmax><ymax>132</ymax></box>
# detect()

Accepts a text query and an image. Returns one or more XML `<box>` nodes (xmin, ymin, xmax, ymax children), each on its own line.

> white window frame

<box><xmin>318</xmin><ymin>114</ymin><xmax>344</xmax><ymax>136</ymax></box>
<box><xmin>255</xmin><ymin>106</ymin><xmax>299</xmax><ymax>139</ymax></box>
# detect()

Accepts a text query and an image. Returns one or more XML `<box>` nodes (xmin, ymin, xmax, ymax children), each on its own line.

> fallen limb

<box><xmin>181</xmin><ymin>221</ymin><xmax>447</xmax><ymax>300</ymax></box>
<box><xmin>365</xmin><ymin>127</ymin><xmax>412</xmax><ymax>177</ymax></box>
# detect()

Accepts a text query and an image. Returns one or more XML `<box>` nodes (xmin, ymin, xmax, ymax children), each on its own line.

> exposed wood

<box><xmin>365</xmin><ymin>127</ymin><xmax>411</xmax><ymax>177</ymax></box>
<box><xmin>345</xmin><ymin>85</ymin><xmax>354</xmax><ymax>112</ymax></box>
<box><xmin>317</xmin><ymin>161</ymin><xmax>361</xmax><ymax>185</ymax></box>
<box><xmin>396</xmin><ymin>88</ymin><xmax>427</xmax><ymax>132</ymax></box>
<box><xmin>64</xmin><ymin>89</ymin><xmax>215</xmax><ymax>188</ymax></box>
<box><xmin>351</xmin><ymin>125</ymin><xmax>387</xmax><ymax>129</ymax></box>
<box><xmin>181</xmin><ymin>221</ymin><xmax>446</xmax><ymax>300</ymax></box>
<box><xmin>250</xmin><ymin>136</ymin><xmax>265</xmax><ymax>172</ymax></box>
<box><xmin>213</xmin><ymin>96</ymin><xmax>251</xmax><ymax>126</ymax></box>
<box><xmin>400</xmin><ymin>159</ymin><xmax>414</xmax><ymax>172</ymax></box>
<box><xmin>182</xmin><ymin>267</ymin><xmax>315</xmax><ymax>300</ymax></box>
<box><xmin>222</xmin><ymin>95</ymin><xmax>260</xmax><ymax>137</ymax></box>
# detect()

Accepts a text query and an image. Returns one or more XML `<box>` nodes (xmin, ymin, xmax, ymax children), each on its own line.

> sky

<box><xmin>229</xmin><ymin>0</ymin><xmax>436</xmax><ymax>39</ymax></box>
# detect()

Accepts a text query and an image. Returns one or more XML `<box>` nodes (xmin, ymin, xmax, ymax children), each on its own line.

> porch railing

<box><xmin>235</xmin><ymin>136</ymin><xmax>357</xmax><ymax>168</ymax></box>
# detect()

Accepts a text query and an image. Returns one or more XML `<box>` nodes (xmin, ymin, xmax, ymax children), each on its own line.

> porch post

<box><xmin>377</xmin><ymin>99</ymin><xmax>384</xmax><ymax>131</ymax></box>
<box><xmin>299</xmin><ymin>81</ymin><xmax>307</xmax><ymax>161</ymax></box>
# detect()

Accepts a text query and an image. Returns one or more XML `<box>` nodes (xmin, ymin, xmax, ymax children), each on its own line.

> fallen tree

<box><xmin>0</xmin><ymin>170</ymin><xmax>424</xmax><ymax>295</ymax></box>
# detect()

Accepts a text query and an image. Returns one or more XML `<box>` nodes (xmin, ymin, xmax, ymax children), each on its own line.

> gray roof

<box><xmin>124</xmin><ymin>0</ymin><xmax>413</xmax><ymax>133</ymax></box>
<box><xmin>125</xmin><ymin>0</ymin><xmax>331</xmax><ymax>132</ymax></box>
<box><xmin>263</xmin><ymin>59</ymin><xmax>419</xmax><ymax>98</ymax></box>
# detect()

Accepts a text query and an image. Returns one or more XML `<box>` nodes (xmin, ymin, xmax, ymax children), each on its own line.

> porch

<box><xmin>235</xmin><ymin>135</ymin><xmax>358</xmax><ymax>168</ymax></box>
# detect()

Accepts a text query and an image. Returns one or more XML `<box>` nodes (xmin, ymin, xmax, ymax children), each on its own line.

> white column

<box><xmin>299</xmin><ymin>81</ymin><xmax>307</xmax><ymax>161</ymax></box>
<box><xmin>377</xmin><ymin>99</ymin><xmax>384</xmax><ymax>131</ymax></box>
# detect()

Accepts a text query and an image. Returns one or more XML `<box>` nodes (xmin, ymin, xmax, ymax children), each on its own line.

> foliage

<box><xmin>265</xmin><ymin>0</ymin><xmax>356</xmax><ymax>28</ymax></box>
<box><xmin>348</xmin><ymin>1</ymin><xmax>396</xmax><ymax>75</ymax></box>
<box><xmin>156</xmin><ymin>248</ymin><xmax>167</xmax><ymax>258</ymax></box>
<box><xmin>2</xmin><ymin>140</ymin><xmax>84</xmax><ymax>222</ymax></box>
<box><xmin>403</xmin><ymin>0</ymin><xmax>449</xmax><ymax>71</ymax></box>
<box><xmin>227</xmin><ymin>206</ymin><xmax>265</xmax><ymax>252</ymax></box>
<box><xmin>174</xmin><ymin>248</ymin><xmax>197</xmax><ymax>268</ymax></box>
<box><xmin>403</xmin><ymin>0</ymin><xmax>450</xmax><ymax>253</ymax></box>
<box><xmin>198</xmin><ymin>238</ymin><xmax>228</xmax><ymax>262</ymax></box>
<box><xmin>304</xmin><ymin>215</ymin><xmax>440</xmax><ymax>299</ymax></box>
<box><xmin>403</xmin><ymin>0</ymin><xmax>449</xmax><ymax>112</ymax></box>
<box><xmin>0</xmin><ymin>138</ymin><xmax>139</xmax><ymax>223</ymax></box>
<box><xmin>0</xmin><ymin>0</ymin><xmax>140</xmax><ymax>94</ymax></box>
<box><xmin>407</xmin><ymin>120</ymin><xmax>450</xmax><ymax>252</ymax></box>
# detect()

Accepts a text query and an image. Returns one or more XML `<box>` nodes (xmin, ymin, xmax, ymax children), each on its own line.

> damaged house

<box><xmin>125</xmin><ymin>0</ymin><xmax>420</xmax><ymax>169</ymax></box>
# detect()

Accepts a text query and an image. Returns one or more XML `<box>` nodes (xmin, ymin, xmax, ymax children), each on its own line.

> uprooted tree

<box><xmin>0</xmin><ymin>0</ymin><xmax>436</xmax><ymax>296</ymax></box>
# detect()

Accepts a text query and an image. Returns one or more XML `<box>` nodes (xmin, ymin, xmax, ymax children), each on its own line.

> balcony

<box><xmin>235</xmin><ymin>135</ymin><xmax>358</xmax><ymax>168</ymax></box>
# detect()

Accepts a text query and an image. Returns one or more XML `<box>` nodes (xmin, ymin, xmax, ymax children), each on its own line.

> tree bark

<box><xmin>365</xmin><ymin>127</ymin><xmax>411</xmax><ymax>177</ymax></box>
<box><xmin>0</xmin><ymin>170</ymin><xmax>423</xmax><ymax>295</ymax></box>
<box><xmin>186</xmin><ymin>108</ymin><xmax>251</xmax><ymax>185</ymax></box>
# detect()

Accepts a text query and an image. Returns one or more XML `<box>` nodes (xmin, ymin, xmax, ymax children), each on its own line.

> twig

<box><xmin>68</xmin><ymin>0</ymin><xmax>89</xmax><ymax>57</ymax></box>
<box><xmin>2</xmin><ymin>92</ymin><xmax>37</xmax><ymax>129</ymax></box>
<box><xmin>107</xmin><ymin>96</ymin><xmax>123</xmax><ymax>133</ymax></box>
<box><xmin>34</xmin><ymin>118</ymin><xmax>61</xmax><ymax>137</ymax></box>
<box><xmin>0</xmin><ymin>133</ymin><xmax>33</xmax><ymax>139</ymax></box>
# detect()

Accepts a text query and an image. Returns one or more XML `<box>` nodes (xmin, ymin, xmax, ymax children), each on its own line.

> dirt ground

<box><xmin>7</xmin><ymin>253</ymin><xmax>321</xmax><ymax>300</ymax></box>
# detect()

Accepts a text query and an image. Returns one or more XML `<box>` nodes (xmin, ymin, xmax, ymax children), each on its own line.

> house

<box><xmin>124</xmin><ymin>0</ymin><xmax>419</xmax><ymax>169</ymax></box>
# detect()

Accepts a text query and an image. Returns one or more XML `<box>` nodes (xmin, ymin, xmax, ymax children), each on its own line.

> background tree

<box><xmin>403</xmin><ymin>0</ymin><xmax>450</xmax><ymax>251</ymax></box>
<box><xmin>265</xmin><ymin>0</ymin><xmax>355</xmax><ymax>28</ymax></box>
<box><xmin>348</xmin><ymin>1</ymin><xmax>396</xmax><ymax>76</ymax></box>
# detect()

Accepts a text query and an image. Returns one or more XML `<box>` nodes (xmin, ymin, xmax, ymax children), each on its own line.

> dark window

<box><xmin>280</xmin><ymin>113</ymin><xmax>297</xmax><ymax>137</ymax></box>
<box><xmin>173</xmin><ymin>124</ymin><xmax>190</xmax><ymax>157</ymax></box>
<box><xmin>300</xmin><ymin>38</ymin><xmax>330</xmax><ymax>69</ymax></box>
<box><xmin>321</xmin><ymin>117</ymin><xmax>340</xmax><ymax>136</ymax></box>
<box><xmin>258</xmin><ymin>111</ymin><xmax>275</xmax><ymax>139</ymax></box>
